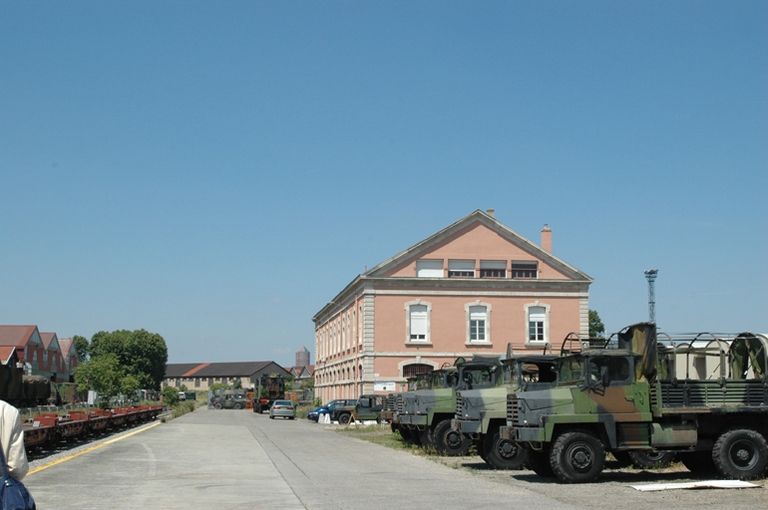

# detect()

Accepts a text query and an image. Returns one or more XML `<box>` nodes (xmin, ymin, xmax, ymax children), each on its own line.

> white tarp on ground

<box><xmin>319</xmin><ymin>413</ymin><xmax>331</xmax><ymax>424</ymax></box>
<box><xmin>630</xmin><ymin>480</ymin><xmax>761</xmax><ymax>492</ymax></box>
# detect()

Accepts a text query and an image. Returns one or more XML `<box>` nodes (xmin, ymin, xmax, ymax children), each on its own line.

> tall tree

<box><xmin>589</xmin><ymin>310</ymin><xmax>605</xmax><ymax>338</ymax></box>
<box><xmin>72</xmin><ymin>335</ymin><xmax>89</xmax><ymax>362</ymax></box>
<box><xmin>88</xmin><ymin>329</ymin><xmax>168</xmax><ymax>390</ymax></box>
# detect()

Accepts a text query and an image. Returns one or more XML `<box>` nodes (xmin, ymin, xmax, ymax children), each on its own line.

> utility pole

<box><xmin>644</xmin><ymin>269</ymin><xmax>658</xmax><ymax>323</ymax></box>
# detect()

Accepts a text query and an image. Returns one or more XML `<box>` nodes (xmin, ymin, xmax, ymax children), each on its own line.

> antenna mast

<box><xmin>644</xmin><ymin>269</ymin><xmax>658</xmax><ymax>323</ymax></box>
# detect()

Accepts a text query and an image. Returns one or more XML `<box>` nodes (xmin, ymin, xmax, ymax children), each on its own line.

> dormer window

<box><xmin>448</xmin><ymin>260</ymin><xmax>475</xmax><ymax>278</ymax></box>
<box><xmin>480</xmin><ymin>260</ymin><xmax>506</xmax><ymax>278</ymax></box>
<box><xmin>511</xmin><ymin>261</ymin><xmax>538</xmax><ymax>279</ymax></box>
<box><xmin>416</xmin><ymin>260</ymin><xmax>443</xmax><ymax>277</ymax></box>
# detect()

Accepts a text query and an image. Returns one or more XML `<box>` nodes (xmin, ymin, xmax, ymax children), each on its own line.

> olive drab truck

<box><xmin>399</xmin><ymin>356</ymin><xmax>502</xmax><ymax>456</ymax></box>
<box><xmin>503</xmin><ymin>322</ymin><xmax>768</xmax><ymax>483</ymax></box>
<box><xmin>253</xmin><ymin>374</ymin><xmax>286</xmax><ymax>413</ymax></box>
<box><xmin>452</xmin><ymin>352</ymin><xmax>560</xmax><ymax>469</ymax></box>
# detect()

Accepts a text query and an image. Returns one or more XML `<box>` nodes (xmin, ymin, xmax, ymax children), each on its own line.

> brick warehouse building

<box><xmin>312</xmin><ymin>209</ymin><xmax>593</xmax><ymax>403</ymax></box>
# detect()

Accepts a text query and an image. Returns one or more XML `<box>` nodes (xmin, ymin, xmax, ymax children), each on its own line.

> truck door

<box><xmin>586</xmin><ymin>357</ymin><xmax>644</xmax><ymax>416</ymax></box>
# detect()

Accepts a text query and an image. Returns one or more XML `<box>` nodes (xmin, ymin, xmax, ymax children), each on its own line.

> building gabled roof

<box><xmin>0</xmin><ymin>347</ymin><xmax>18</xmax><ymax>365</ymax></box>
<box><xmin>58</xmin><ymin>338</ymin><xmax>74</xmax><ymax>357</ymax></box>
<box><xmin>40</xmin><ymin>332</ymin><xmax>61</xmax><ymax>351</ymax></box>
<box><xmin>164</xmin><ymin>361</ymin><xmax>290</xmax><ymax>379</ymax></box>
<box><xmin>314</xmin><ymin>210</ymin><xmax>593</xmax><ymax>321</ymax></box>
<box><xmin>0</xmin><ymin>325</ymin><xmax>40</xmax><ymax>348</ymax></box>
<box><xmin>365</xmin><ymin>209</ymin><xmax>591</xmax><ymax>281</ymax></box>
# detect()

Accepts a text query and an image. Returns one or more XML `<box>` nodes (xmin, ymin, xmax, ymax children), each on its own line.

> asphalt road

<box><xmin>23</xmin><ymin>407</ymin><xmax>768</xmax><ymax>509</ymax></box>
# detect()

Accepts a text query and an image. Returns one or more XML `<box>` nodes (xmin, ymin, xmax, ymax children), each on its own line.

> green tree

<box><xmin>88</xmin><ymin>329</ymin><xmax>168</xmax><ymax>390</ymax></box>
<box><xmin>74</xmin><ymin>353</ymin><xmax>124</xmax><ymax>398</ymax></box>
<box><xmin>162</xmin><ymin>386</ymin><xmax>179</xmax><ymax>406</ymax></box>
<box><xmin>589</xmin><ymin>310</ymin><xmax>606</xmax><ymax>338</ymax></box>
<box><xmin>73</xmin><ymin>335</ymin><xmax>89</xmax><ymax>362</ymax></box>
<box><xmin>121</xmin><ymin>374</ymin><xmax>141</xmax><ymax>395</ymax></box>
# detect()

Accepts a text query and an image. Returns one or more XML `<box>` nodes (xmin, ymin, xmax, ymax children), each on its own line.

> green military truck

<box><xmin>453</xmin><ymin>353</ymin><xmax>560</xmax><ymax>469</ymax></box>
<box><xmin>330</xmin><ymin>394</ymin><xmax>385</xmax><ymax>425</ymax></box>
<box><xmin>504</xmin><ymin>323</ymin><xmax>768</xmax><ymax>483</ymax></box>
<box><xmin>400</xmin><ymin>357</ymin><xmax>502</xmax><ymax>456</ymax></box>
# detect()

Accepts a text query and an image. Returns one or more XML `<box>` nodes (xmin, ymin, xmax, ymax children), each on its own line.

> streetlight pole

<box><xmin>644</xmin><ymin>269</ymin><xmax>658</xmax><ymax>323</ymax></box>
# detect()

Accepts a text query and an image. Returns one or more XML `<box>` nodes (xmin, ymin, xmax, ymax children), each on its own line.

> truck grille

<box><xmin>386</xmin><ymin>394</ymin><xmax>395</xmax><ymax>411</ymax></box>
<box><xmin>455</xmin><ymin>392</ymin><xmax>464</xmax><ymax>420</ymax></box>
<box><xmin>506</xmin><ymin>394</ymin><xmax>518</xmax><ymax>425</ymax></box>
<box><xmin>396</xmin><ymin>394</ymin><xmax>404</xmax><ymax>414</ymax></box>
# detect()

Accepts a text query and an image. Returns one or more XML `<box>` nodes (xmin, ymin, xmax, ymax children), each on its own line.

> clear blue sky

<box><xmin>1</xmin><ymin>2</ymin><xmax>765</xmax><ymax>368</ymax></box>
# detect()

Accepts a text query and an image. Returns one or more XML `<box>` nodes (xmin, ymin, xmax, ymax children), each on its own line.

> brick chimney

<box><xmin>541</xmin><ymin>224</ymin><xmax>552</xmax><ymax>252</ymax></box>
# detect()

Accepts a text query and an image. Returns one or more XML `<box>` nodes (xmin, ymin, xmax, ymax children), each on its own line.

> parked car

<box><xmin>269</xmin><ymin>400</ymin><xmax>296</xmax><ymax>420</ymax></box>
<box><xmin>307</xmin><ymin>399</ymin><xmax>357</xmax><ymax>422</ymax></box>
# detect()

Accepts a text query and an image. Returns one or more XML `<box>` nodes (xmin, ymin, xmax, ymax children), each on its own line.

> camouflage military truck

<box><xmin>504</xmin><ymin>323</ymin><xmax>768</xmax><ymax>483</ymax></box>
<box><xmin>254</xmin><ymin>374</ymin><xmax>286</xmax><ymax>413</ymax></box>
<box><xmin>330</xmin><ymin>394</ymin><xmax>383</xmax><ymax>424</ymax></box>
<box><xmin>453</xmin><ymin>353</ymin><xmax>560</xmax><ymax>469</ymax></box>
<box><xmin>351</xmin><ymin>394</ymin><xmax>386</xmax><ymax>422</ymax></box>
<box><xmin>210</xmin><ymin>389</ymin><xmax>249</xmax><ymax>409</ymax></box>
<box><xmin>400</xmin><ymin>356</ymin><xmax>502</xmax><ymax>456</ymax></box>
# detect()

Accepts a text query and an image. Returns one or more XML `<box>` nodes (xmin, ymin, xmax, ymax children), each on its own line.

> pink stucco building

<box><xmin>312</xmin><ymin>209</ymin><xmax>593</xmax><ymax>403</ymax></box>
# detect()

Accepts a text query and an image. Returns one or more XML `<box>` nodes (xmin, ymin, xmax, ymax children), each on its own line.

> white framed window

<box><xmin>448</xmin><ymin>260</ymin><xmax>475</xmax><ymax>278</ymax></box>
<box><xmin>465</xmin><ymin>301</ymin><xmax>492</xmax><ymax>344</ymax></box>
<box><xmin>480</xmin><ymin>260</ymin><xmax>506</xmax><ymax>278</ymax></box>
<box><xmin>416</xmin><ymin>259</ymin><xmax>443</xmax><ymax>277</ymax></box>
<box><xmin>405</xmin><ymin>300</ymin><xmax>432</xmax><ymax>344</ymax></box>
<box><xmin>525</xmin><ymin>302</ymin><xmax>550</xmax><ymax>347</ymax></box>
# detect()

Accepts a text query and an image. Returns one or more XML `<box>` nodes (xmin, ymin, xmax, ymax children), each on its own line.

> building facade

<box><xmin>312</xmin><ymin>210</ymin><xmax>593</xmax><ymax>403</ymax></box>
<box><xmin>163</xmin><ymin>361</ymin><xmax>291</xmax><ymax>392</ymax></box>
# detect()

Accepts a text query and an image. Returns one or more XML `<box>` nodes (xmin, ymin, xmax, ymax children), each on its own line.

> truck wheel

<box><xmin>338</xmin><ymin>413</ymin><xmax>351</xmax><ymax>425</ymax></box>
<box><xmin>418</xmin><ymin>426</ymin><xmax>434</xmax><ymax>447</ymax></box>
<box><xmin>233</xmin><ymin>403</ymin><xmax>241</xmax><ymax>410</ymax></box>
<box><xmin>526</xmin><ymin>448</ymin><xmax>554</xmax><ymax>477</ymax></box>
<box><xmin>410</xmin><ymin>427</ymin><xmax>423</xmax><ymax>446</ymax></box>
<box><xmin>398</xmin><ymin>425</ymin><xmax>412</xmax><ymax>442</ymax></box>
<box><xmin>628</xmin><ymin>451</ymin><xmax>676</xmax><ymax>469</ymax></box>
<box><xmin>483</xmin><ymin>431</ymin><xmax>528</xmax><ymax>470</ymax></box>
<box><xmin>713</xmin><ymin>428</ymin><xmax>768</xmax><ymax>479</ymax></box>
<box><xmin>477</xmin><ymin>437</ymin><xmax>489</xmax><ymax>463</ymax></box>
<box><xmin>611</xmin><ymin>451</ymin><xmax>632</xmax><ymax>468</ymax></box>
<box><xmin>433</xmin><ymin>420</ymin><xmax>471</xmax><ymax>456</ymax></box>
<box><xmin>679</xmin><ymin>451</ymin><xmax>716</xmax><ymax>474</ymax></box>
<box><xmin>214</xmin><ymin>403</ymin><xmax>222</xmax><ymax>410</ymax></box>
<box><xmin>551</xmin><ymin>431</ymin><xmax>605</xmax><ymax>483</ymax></box>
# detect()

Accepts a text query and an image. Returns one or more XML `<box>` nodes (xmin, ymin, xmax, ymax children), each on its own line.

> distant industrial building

<box><xmin>163</xmin><ymin>361</ymin><xmax>290</xmax><ymax>392</ymax></box>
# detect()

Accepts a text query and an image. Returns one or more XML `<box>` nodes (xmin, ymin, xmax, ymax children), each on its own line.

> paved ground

<box><xmin>23</xmin><ymin>407</ymin><xmax>768</xmax><ymax>509</ymax></box>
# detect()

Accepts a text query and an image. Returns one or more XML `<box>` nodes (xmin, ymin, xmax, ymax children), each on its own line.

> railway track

<box><xmin>24</xmin><ymin>405</ymin><xmax>164</xmax><ymax>456</ymax></box>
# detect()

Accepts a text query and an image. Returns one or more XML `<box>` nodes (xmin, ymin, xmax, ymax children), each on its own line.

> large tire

<box><xmin>611</xmin><ymin>451</ymin><xmax>632</xmax><ymax>468</ymax></box>
<box><xmin>551</xmin><ymin>431</ymin><xmax>605</xmax><ymax>483</ymax></box>
<box><xmin>628</xmin><ymin>450</ymin><xmax>676</xmax><ymax>469</ymax></box>
<box><xmin>338</xmin><ymin>413</ymin><xmax>351</xmax><ymax>425</ymax></box>
<box><xmin>483</xmin><ymin>432</ymin><xmax>528</xmax><ymax>470</ymax></box>
<box><xmin>398</xmin><ymin>425</ymin><xmax>413</xmax><ymax>442</ymax></box>
<box><xmin>680</xmin><ymin>451</ymin><xmax>717</xmax><ymax>474</ymax></box>
<box><xmin>410</xmin><ymin>427</ymin><xmax>423</xmax><ymax>446</ymax></box>
<box><xmin>713</xmin><ymin>429</ymin><xmax>768</xmax><ymax>480</ymax></box>
<box><xmin>526</xmin><ymin>448</ymin><xmax>555</xmax><ymax>477</ymax></box>
<box><xmin>418</xmin><ymin>426</ymin><xmax>434</xmax><ymax>447</ymax></box>
<box><xmin>433</xmin><ymin>419</ymin><xmax>471</xmax><ymax>456</ymax></box>
<box><xmin>233</xmin><ymin>403</ymin><xmax>241</xmax><ymax>410</ymax></box>
<box><xmin>214</xmin><ymin>403</ymin><xmax>222</xmax><ymax>410</ymax></box>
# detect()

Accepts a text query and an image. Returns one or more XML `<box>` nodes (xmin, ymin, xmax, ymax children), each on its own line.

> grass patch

<box><xmin>335</xmin><ymin>424</ymin><xmax>431</xmax><ymax>455</ymax></box>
